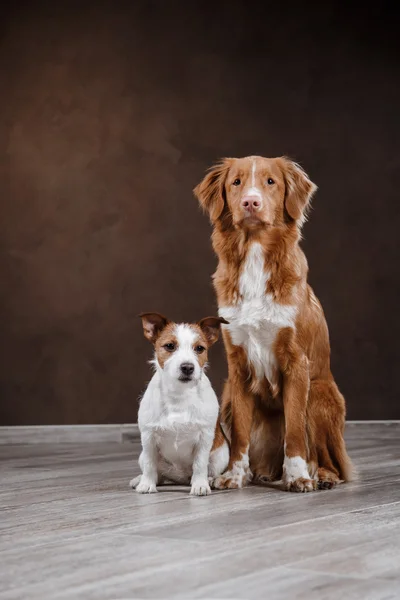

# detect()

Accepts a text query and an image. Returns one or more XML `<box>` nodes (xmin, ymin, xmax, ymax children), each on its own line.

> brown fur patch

<box><xmin>211</xmin><ymin>417</ymin><xmax>229</xmax><ymax>452</ymax></box>
<box><xmin>154</xmin><ymin>324</ymin><xmax>180</xmax><ymax>368</ymax></box>
<box><xmin>222</xmin><ymin>333</ymin><xmax>255</xmax><ymax>469</ymax></box>
<box><xmin>139</xmin><ymin>312</ymin><xmax>170</xmax><ymax>343</ymax></box>
<box><xmin>154</xmin><ymin>323</ymin><xmax>210</xmax><ymax>369</ymax></box>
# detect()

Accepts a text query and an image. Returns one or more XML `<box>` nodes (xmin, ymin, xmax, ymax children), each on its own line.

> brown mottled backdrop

<box><xmin>1</xmin><ymin>1</ymin><xmax>399</xmax><ymax>424</ymax></box>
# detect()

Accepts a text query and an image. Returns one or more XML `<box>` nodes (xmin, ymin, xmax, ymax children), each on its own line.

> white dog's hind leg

<box><xmin>129</xmin><ymin>474</ymin><xmax>141</xmax><ymax>488</ymax></box>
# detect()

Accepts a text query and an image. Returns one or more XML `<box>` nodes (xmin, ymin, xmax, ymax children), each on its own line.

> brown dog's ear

<box><xmin>279</xmin><ymin>157</ymin><xmax>317</xmax><ymax>225</ymax></box>
<box><xmin>193</xmin><ymin>159</ymin><xmax>232</xmax><ymax>223</ymax></box>
<box><xmin>198</xmin><ymin>316</ymin><xmax>229</xmax><ymax>346</ymax></box>
<box><xmin>139</xmin><ymin>312</ymin><xmax>170</xmax><ymax>343</ymax></box>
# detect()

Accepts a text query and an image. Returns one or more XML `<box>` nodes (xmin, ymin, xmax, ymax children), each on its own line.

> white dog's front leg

<box><xmin>191</xmin><ymin>432</ymin><xmax>214</xmax><ymax>496</ymax></box>
<box><xmin>135</xmin><ymin>431</ymin><xmax>158</xmax><ymax>494</ymax></box>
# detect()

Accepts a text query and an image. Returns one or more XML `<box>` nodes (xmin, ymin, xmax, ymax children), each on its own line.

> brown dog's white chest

<box><xmin>218</xmin><ymin>243</ymin><xmax>297</xmax><ymax>384</ymax></box>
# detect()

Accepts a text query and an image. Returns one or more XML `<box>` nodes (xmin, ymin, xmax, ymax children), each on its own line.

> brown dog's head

<box><xmin>193</xmin><ymin>156</ymin><xmax>317</xmax><ymax>230</ymax></box>
<box><xmin>139</xmin><ymin>312</ymin><xmax>228</xmax><ymax>384</ymax></box>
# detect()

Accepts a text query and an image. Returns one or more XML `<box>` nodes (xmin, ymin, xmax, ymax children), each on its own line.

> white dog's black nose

<box><xmin>180</xmin><ymin>363</ymin><xmax>194</xmax><ymax>376</ymax></box>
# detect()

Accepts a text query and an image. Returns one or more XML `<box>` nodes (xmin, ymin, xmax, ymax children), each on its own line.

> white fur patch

<box><xmin>247</xmin><ymin>159</ymin><xmax>262</xmax><ymax>199</ymax></box>
<box><xmin>213</xmin><ymin>447</ymin><xmax>250</xmax><ymax>489</ymax></box>
<box><xmin>136</xmin><ymin>478</ymin><xmax>158</xmax><ymax>494</ymax></box>
<box><xmin>246</xmin><ymin>186</ymin><xmax>263</xmax><ymax>199</ymax></box>
<box><xmin>175</xmin><ymin>323</ymin><xmax>197</xmax><ymax>346</ymax></box>
<box><xmin>233</xmin><ymin>448</ymin><xmax>249</xmax><ymax>474</ymax></box>
<box><xmin>219</xmin><ymin>243</ymin><xmax>296</xmax><ymax>384</ymax></box>
<box><xmin>283</xmin><ymin>455</ymin><xmax>311</xmax><ymax>483</ymax></box>
<box><xmin>208</xmin><ymin>440</ymin><xmax>230</xmax><ymax>478</ymax></box>
<box><xmin>190</xmin><ymin>479</ymin><xmax>211</xmax><ymax>496</ymax></box>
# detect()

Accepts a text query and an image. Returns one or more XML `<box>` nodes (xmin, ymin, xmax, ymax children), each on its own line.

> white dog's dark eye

<box><xmin>232</xmin><ymin>178</ymin><xmax>241</xmax><ymax>186</ymax></box>
<box><xmin>267</xmin><ymin>178</ymin><xmax>274</xmax><ymax>185</ymax></box>
<box><xmin>195</xmin><ymin>345</ymin><xmax>205</xmax><ymax>354</ymax></box>
<box><xmin>163</xmin><ymin>343</ymin><xmax>176</xmax><ymax>352</ymax></box>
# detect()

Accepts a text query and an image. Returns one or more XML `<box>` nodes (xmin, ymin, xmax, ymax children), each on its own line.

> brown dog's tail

<box><xmin>331</xmin><ymin>426</ymin><xmax>357</xmax><ymax>482</ymax></box>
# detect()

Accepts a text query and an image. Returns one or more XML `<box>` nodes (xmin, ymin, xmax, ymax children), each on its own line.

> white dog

<box><xmin>130</xmin><ymin>312</ymin><xmax>229</xmax><ymax>496</ymax></box>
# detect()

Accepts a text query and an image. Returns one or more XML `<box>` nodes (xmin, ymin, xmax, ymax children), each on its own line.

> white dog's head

<box><xmin>139</xmin><ymin>313</ymin><xmax>227</xmax><ymax>386</ymax></box>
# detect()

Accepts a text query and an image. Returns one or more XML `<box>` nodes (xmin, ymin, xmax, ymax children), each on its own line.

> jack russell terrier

<box><xmin>130</xmin><ymin>312</ymin><xmax>230</xmax><ymax>496</ymax></box>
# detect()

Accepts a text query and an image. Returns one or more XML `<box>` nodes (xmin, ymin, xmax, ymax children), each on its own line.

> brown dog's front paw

<box><xmin>213</xmin><ymin>472</ymin><xmax>245</xmax><ymax>489</ymax></box>
<box><xmin>283</xmin><ymin>477</ymin><xmax>317</xmax><ymax>493</ymax></box>
<box><xmin>282</xmin><ymin>456</ymin><xmax>317</xmax><ymax>493</ymax></box>
<box><xmin>213</xmin><ymin>467</ymin><xmax>252</xmax><ymax>490</ymax></box>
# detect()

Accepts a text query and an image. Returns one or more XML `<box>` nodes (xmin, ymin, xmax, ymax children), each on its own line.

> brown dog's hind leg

<box><xmin>316</xmin><ymin>467</ymin><xmax>341</xmax><ymax>489</ymax></box>
<box><xmin>308</xmin><ymin>379</ymin><xmax>354</xmax><ymax>490</ymax></box>
<box><xmin>250</xmin><ymin>407</ymin><xmax>284</xmax><ymax>484</ymax></box>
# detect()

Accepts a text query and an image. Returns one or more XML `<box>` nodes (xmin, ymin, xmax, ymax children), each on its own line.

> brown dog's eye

<box><xmin>232</xmin><ymin>178</ymin><xmax>241</xmax><ymax>186</ymax></box>
<box><xmin>267</xmin><ymin>178</ymin><xmax>274</xmax><ymax>185</ymax></box>
<box><xmin>195</xmin><ymin>345</ymin><xmax>205</xmax><ymax>354</ymax></box>
<box><xmin>163</xmin><ymin>343</ymin><xmax>176</xmax><ymax>352</ymax></box>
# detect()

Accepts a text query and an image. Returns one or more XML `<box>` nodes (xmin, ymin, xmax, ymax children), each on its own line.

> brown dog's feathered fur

<box><xmin>194</xmin><ymin>155</ymin><xmax>353</xmax><ymax>492</ymax></box>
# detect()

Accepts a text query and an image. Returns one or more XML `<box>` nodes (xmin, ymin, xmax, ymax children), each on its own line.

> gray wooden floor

<box><xmin>1</xmin><ymin>424</ymin><xmax>400</xmax><ymax>600</ymax></box>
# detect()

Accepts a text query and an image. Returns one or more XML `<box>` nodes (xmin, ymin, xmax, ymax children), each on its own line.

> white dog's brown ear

<box><xmin>279</xmin><ymin>157</ymin><xmax>317</xmax><ymax>225</ymax></box>
<box><xmin>193</xmin><ymin>159</ymin><xmax>232</xmax><ymax>223</ymax></box>
<box><xmin>198</xmin><ymin>316</ymin><xmax>229</xmax><ymax>346</ymax></box>
<box><xmin>139</xmin><ymin>312</ymin><xmax>170</xmax><ymax>343</ymax></box>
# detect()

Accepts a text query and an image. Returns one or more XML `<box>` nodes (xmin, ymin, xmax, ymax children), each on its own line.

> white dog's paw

<box><xmin>129</xmin><ymin>475</ymin><xmax>141</xmax><ymax>489</ymax></box>
<box><xmin>136</xmin><ymin>479</ymin><xmax>158</xmax><ymax>494</ymax></box>
<box><xmin>190</xmin><ymin>479</ymin><xmax>211</xmax><ymax>496</ymax></box>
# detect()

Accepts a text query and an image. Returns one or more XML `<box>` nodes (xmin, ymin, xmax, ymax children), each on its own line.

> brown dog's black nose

<box><xmin>180</xmin><ymin>363</ymin><xmax>194</xmax><ymax>376</ymax></box>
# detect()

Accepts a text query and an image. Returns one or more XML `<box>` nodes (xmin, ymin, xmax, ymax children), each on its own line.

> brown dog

<box><xmin>194</xmin><ymin>156</ymin><xmax>353</xmax><ymax>492</ymax></box>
